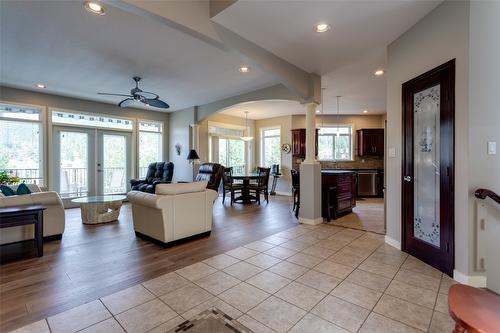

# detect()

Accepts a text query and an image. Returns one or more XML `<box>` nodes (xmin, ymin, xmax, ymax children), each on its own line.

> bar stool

<box><xmin>326</xmin><ymin>186</ymin><xmax>337</xmax><ymax>222</ymax></box>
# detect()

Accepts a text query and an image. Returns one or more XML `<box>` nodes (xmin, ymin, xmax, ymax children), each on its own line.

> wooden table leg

<box><xmin>453</xmin><ymin>323</ymin><xmax>466</xmax><ymax>333</ymax></box>
<box><xmin>35</xmin><ymin>211</ymin><xmax>43</xmax><ymax>257</ymax></box>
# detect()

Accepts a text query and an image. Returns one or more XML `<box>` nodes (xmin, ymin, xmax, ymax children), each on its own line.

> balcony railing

<box><xmin>1</xmin><ymin>168</ymin><xmax>43</xmax><ymax>185</ymax></box>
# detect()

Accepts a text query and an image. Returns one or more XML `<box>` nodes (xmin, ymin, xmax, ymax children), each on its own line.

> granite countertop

<box><xmin>321</xmin><ymin>170</ymin><xmax>357</xmax><ymax>174</ymax></box>
<box><xmin>322</xmin><ymin>168</ymin><xmax>383</xmax><ymax>172</ymax></box>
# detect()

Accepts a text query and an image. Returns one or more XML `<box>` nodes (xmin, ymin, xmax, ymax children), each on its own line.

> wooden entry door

<box><xmin>402</xmin><ymin>60</ymin><xmax>455</xmax><ymax>276</ymax></box>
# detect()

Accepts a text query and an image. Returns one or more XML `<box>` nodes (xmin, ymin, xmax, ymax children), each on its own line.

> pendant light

<box><xmin>240</xmin><ymin>111</ymin><xmax>253</xmax><ymax>141</ymax></box>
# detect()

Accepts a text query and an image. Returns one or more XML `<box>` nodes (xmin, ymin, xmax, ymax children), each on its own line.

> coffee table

<box><xmin>71</xmin><ymin>195</ymin><xmax>126</xmax><ymax>224</ymax></box>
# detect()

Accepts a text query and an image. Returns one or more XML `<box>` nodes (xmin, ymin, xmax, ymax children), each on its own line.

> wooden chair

<box><xmin>291</xmin><ymin>169</ymin><xmax>300</xmax><ymax>218</ymax></box>
<box><xmin>249</xmin><ymin>167</ymin><xmax>271</xmax><ymax>205</ymax></box>
<box><xmin>222</xmin><ymin>167</ymin><xmax>243</xmax><ymax>205</ymax></box>
<box><xmin>448</xmin><ymin>284</ymin><xmax>500</xmax><ymax>333</ymax></box>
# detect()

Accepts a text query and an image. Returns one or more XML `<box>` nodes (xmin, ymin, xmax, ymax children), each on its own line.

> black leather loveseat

<box><xmin>130</xmin><ymin>162</ymin><xmax>174</xmax><ymax>193</ymax></box>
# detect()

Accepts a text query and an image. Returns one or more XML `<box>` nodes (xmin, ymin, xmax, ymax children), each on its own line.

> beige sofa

<box><xmin>127</xmin><ymin>181</ymin><xmax>218</xmax><ymax>245</ymax></box>
<box><xmin>0</xmin><ymin>184</ymin><xmax>65</xmax><ymax>245</ymax></box>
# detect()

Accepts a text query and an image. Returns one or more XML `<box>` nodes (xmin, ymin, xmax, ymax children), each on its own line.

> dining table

<box><xmin>231</xmin><ymin>172</ymin><xmax>262</xmax><ymax>204</ymax></box>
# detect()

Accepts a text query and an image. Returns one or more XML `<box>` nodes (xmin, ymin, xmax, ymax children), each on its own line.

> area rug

<box><xmin>167</xmin><ymin>308</ymin><xmax>254</xmax><ymax>333</ymax></box>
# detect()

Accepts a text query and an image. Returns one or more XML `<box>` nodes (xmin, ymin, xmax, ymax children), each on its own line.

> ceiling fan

<box><xmin>98</xmin><ymin>76</ymin><xmax>170</xmax><ymax>109</ymax></box>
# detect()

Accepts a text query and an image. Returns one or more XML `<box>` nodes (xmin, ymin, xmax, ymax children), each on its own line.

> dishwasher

<box><xmin>357</xmin><ymin>171</ymin><xmax>378</xmax><ymax>197</ymax></box>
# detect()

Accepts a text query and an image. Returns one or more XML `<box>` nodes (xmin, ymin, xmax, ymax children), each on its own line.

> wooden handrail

<box><xmin>475</xmin><ymin>188</ymin><xmax>500</xmax><ymax>205</ymax></box>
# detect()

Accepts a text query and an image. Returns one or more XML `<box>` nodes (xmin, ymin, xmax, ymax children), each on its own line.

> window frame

<box><xmin>0</xmin><ymin>101</ymin><xmax>46</xmax><ymax>185</ymax></box>
<box><xmin>260</xmin><ymin>126</ymin><xmax>281</xmax><ymax>167</ymax></box>
<box><xmin>317</xmin><ymin>124</ymin><xmax>354</xmax><ymax>161</ymax></box>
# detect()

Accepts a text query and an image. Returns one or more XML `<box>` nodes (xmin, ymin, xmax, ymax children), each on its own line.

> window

<box><xmin>218</xmin><ymin>138</ymin><xmax>245</xmax><ymax>174</ymax></box>
<box><xmin>0</xmin><ymin>103</ymin><xmax>44</xmax><ymax>184</ymax></box>
<box><xmin>318</xmin><ymin>125</ymin><xmax>353</xmax><ymax>161</ymax></box>
<box><xmin>52</xmin><ymin>110</ymin><xmax>133</xmax><ymax>130</ymax></box>
<box><xmin>138</xmin><ymin>121</ymin><xmax>163</xmax><ymax>177</ymax></box>
<box><xmin>261</xmin><ymin>128</ymin><xmax>281</xmax><ymax>167</ymax></box>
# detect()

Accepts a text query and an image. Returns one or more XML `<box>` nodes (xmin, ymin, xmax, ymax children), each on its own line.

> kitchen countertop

<box><xmin>322</xmin><ymin>168</ymin><xmax>383</xmax><ymax>172</ymax></box>
<box><xmin>321</xmin><ymin>170</ymin><xmax>357</xmax><ymax>174</ymax></box>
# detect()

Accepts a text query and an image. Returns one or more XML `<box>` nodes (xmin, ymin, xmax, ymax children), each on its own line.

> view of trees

<box><xmin>262</xmin><ymin>128</ymin><xmax>281</xmax><ymax>167</ymax></box>
<box><xmin>219</xmin><ymin>138</ymin><xmax>245</xmax><ymax>169</ymax></box>
<box><xmin>139</xmin><ymin>131</ymin><xmax>162</xmax><ymax>176</ymax></box>
<box><xmin>0</xmin><ymin>120</ymin><xmax>42</xmax><ymax>183</ymax></box>
<box><xmin>318</xmin><ymin>126</ymin><xmax>352</xmax><ymax>161</ymax></box>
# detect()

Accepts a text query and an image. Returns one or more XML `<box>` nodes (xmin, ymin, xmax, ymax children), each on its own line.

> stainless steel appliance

<box><xmin>357</xmin><ymin>171</ymin><xmax>378</xmax><ymax>196</ymax></box>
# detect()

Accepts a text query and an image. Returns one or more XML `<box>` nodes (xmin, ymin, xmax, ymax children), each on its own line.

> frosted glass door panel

<box><xmin>413</xmin><ymin>84</ymin><xmax>440</xmax><ymax>247</ymax></box>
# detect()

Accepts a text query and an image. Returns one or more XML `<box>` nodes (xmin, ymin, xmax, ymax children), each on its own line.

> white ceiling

<box><xmin>0</xmin><ymin>1</ymin><xmax>276</xmax><ymax>111</ymax></box>
<box><xmin>213</xmin><ymin>0</ymin><xmax>442</xmax><ymax>115</ymax></box>
<box><xmin>0</xmin><ymin>0</ymin><xmax>442</xmax><ymax>115</ymax></box>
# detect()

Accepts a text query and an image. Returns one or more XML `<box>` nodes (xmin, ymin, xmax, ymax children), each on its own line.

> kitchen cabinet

<box><xmin>321</xmin><ymin>170</ymin><xmax>356</xmax><ymax>219</ymax></box>
<box><xmin>291</xmin><ymin>129</ymin><xmax>318</xmax><ymax>158</ymax></box>
<box><xmin>357</xmin><ymin>128</ymin><xmax>384</xmax><ymax>156</ymax></box>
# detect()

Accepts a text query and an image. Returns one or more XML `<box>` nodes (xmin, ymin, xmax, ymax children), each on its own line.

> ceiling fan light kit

<box><xmin>98</xmin><ymin>77</ymin><xmax>170</xmax><ymax>109</ymax></box>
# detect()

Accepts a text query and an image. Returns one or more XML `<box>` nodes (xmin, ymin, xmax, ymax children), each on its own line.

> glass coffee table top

<box><xmin>71</xmin><ymin>195</ymin><xmax>126</xmax><ymax>204</ymax></box>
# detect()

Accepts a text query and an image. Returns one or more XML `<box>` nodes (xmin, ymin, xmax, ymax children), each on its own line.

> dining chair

<box><xmin>291</xmin><ymin>169</ymin><xmax>300</xmax><ymax>218</ymax></box>
<box><xmin>222</xmin><ymin>167</ymin><xmax>243</xmax><ymax>205</ymax></box>
<box><xmin>249</xmin><ymin>167</ymin><xmax>271</xmax><ymax>205</ymax></box>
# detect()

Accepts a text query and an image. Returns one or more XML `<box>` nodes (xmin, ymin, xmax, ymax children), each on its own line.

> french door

<box><xmin>402</xmin><ymin>60</ymin><xmax>455</xmax><ymax>276</ymax></box>
<box><xmin>53</xmin><ymin>126</ymin><xmax>132</xmax><ymax>199</ymax></box>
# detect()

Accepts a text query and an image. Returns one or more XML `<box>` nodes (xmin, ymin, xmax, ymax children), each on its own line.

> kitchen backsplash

<box><xmin>292</xmin><ymin>155</ymin><xmax>384</xmax><ymax>170</ymax></box>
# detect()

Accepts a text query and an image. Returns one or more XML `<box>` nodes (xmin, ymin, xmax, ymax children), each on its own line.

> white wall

<box><xmin>169</xmin><ymin>107</ymin><xmax>195</xmax><ymax>182</ymax></box>
<box><xmin>469</xmin><ymin>0</ymin><xmax>500</xmax><ymax>291</ymax></box>
<box><xmin>386</xmin><ymin>1</ymin><xmax>470</xmax><ymax>275</ymax></box>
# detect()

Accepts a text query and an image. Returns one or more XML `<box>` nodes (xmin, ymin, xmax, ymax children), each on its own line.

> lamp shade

<box><xmin>186</xmin><ymin>149</ymin><xmax>200</xmax><ymax>161</ymax></box>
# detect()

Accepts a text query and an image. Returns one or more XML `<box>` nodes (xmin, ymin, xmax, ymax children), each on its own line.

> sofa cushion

<box><xmin>15</xmin><ymin>183</ymin><xmax>32</xmax><ymax>195</ymax></box>
<box><xmin>0</xmin><ymin>185</ymin><xmax>16</xmax><ymax>196</ymax></box>
<box><xmin>155</xmin><ymin>181</ymin><xmax>208</xmax><ymax>195</ymax></box>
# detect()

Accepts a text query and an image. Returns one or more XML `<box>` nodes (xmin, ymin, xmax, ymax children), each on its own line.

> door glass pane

<box><xmin>228</xmin><ymin>139</ymin><xmax>245</xmax><ymax>170</ymax></box>
<box><xmin>60</xmin><ymin>132</ymin><xmax>88</xmax><ymax>198</ymax></box>
<box><xmin>413</xmin><ymin>84</ymin><xmax>440</xmax><ymax>247</ymax></box>
<box><xmin>218</xmin><ymin>138</ymin><xmax>228</xmax><ymax>167</ymax></box>
<box><xmin>103</xmin><ymin>134</ymin><xmax>126</xmax><ymax>194</ymax></box>
<box><xmin>139</xmin><ymin>131</ymin><xmax>162</xmax><ymax>177</ymax></box>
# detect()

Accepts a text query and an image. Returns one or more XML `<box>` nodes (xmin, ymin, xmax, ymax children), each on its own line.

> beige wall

<box><xmin>468</xmin><ymin>0</ymin><xmax>500</xmax><ymax>291</ymax></box>
<box><xmin>169</xmin><ymin>107</ymin><xmax>195</xmax><ymax>182</ymax></box>
<box><xmin>386</xmin><ymin>1</ymin><xmax>471</xmax><ymax>276</ymax></box>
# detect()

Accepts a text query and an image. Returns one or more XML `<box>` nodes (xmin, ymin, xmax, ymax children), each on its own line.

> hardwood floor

<box><xmin>0</xmin><ymin>195</ymin><xmax>298</xmax><ymax>332</ymax></box>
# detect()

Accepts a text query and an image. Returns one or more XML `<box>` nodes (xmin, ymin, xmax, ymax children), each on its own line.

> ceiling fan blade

<box><xmin>118</xmin><ymin>98</ymin><xmax>135</xmax><ymax>108</ymax></box>
<box><xmin>136</xmin><ymin>91</ymin><xmax>159</xmax><ymax>99</ymax></box>
<box><xmin>98</xmin><ymin>92</ymin><xmax>133</xmax><ymax>97</ymax></box>
<box><xmin>144</xmin><ymin>98</ymin><xmax>170</xmax><ymax>109</ymax></box>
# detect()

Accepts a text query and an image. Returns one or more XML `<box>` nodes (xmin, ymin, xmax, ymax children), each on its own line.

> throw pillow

<box><xmin>0</xmin><ymin>185</ymin><xmax>16</xmax><ymax>196</ymax></box>
<box><xmin>16</xmin><ymin>183</ymin><xmax>32</xmax><ymax>195</ymax></box>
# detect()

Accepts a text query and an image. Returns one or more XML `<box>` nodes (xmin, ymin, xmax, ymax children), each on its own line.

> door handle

<box><xmin>404</xmin><ymin>175</ymin><xmax>412</xmax><ymax>182</ymax></box>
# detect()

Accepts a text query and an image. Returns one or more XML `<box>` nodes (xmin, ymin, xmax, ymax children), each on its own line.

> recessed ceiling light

<box><xmin>374</xmin><ymin>69</ymin><xmax>385</xmax><ymax>76</ymax></box>
<box><xmin>84</xmin><ymin>1</ymin><xmax>106</xmax><ymax>15</ymax></box>
<box><xmin>238</xmin><ymin>66</ymin><xmax>250</xmax><ymax>73</ymax></box>
<box><xmin>363</xmin><ymin>110</ymin><xmax>368</xmax><ymax>113</ymax></box>
<box><xmin>35</xmin><ymin>83</ymin><xmax>46</xmax><ymax>89</ymax></box>
<box><xmin>316</xmin><ymin>109</ymin><xmax>321</xmax><ymax>113</ymax></box>
<box><xmin>315</xmin><ymin>23</ymin><xmax>331</xmax><ymax>33</ymax></box>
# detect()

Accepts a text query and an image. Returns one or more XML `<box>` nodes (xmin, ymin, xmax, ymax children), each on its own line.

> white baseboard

<box><xmin>453</xmin><ymin>270</ymin><xmax>487</xmax><ymax>287</ymax></box>
<box><xmin>298</xmin><ymin>217</ymin><xmax>323</xmax><ymax>225</ymax></box>
<box><xmin>274</xmin><ymin>191</ymin><xmax>292</xmax><ymax>197</ymax></box>
<box><xmin>384</xmin><ymin>235</ymin><xmax>401</xmax><ymax>250</ymax></box>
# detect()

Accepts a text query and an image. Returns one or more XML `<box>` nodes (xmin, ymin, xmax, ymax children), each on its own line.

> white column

<box><xmin>303</xmin><ymin>102</ymin><xmax>318</xmax><ymax>164</ymax></box>
<box><xmin>299</xmin><ymin>102</ymin><xmax>322</xmax><ymax>225</ymax></box>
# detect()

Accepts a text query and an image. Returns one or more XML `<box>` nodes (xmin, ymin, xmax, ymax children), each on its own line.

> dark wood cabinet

<box><xmin>357</xmin><ymin>128</ymin><xmax>384</xmax><ymax>156</ymax></box>
<box><xmin>321</xmin><ymin>170</ymin><xmax>356</xmax><ymax>219</ymax></box>
<box><xmin>291</xmin><ymin>129</ymin><xmax>318</xmax><ymax>158</ymax></box>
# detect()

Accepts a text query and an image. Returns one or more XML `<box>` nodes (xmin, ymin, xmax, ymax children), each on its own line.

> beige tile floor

<box><xmin>10</xmin><ymin>224</ymin><xmax>458</xmax><ymax>333</ymax></box>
